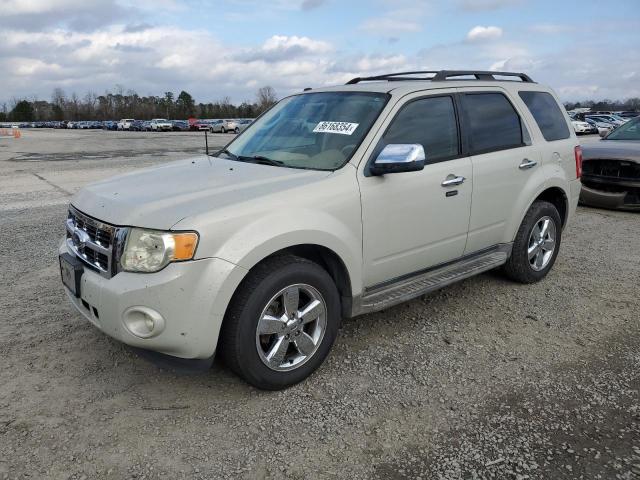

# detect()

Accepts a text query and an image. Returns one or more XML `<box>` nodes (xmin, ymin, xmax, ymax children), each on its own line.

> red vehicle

<box><xmin>189</xmin><ymin>118</ymin><xmax>211</xmax><ymax>131</ymax></box>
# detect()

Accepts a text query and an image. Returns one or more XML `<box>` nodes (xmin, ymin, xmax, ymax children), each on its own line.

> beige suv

<box><xmin>59</xmin><ymin>70</ymin><xmax>582</xmax><ymax>389</ymax></box>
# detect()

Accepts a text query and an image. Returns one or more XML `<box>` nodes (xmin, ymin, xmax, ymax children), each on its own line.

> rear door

<box><xmin>459</xmin><ymin>89</ymin><xmax>543</xmax><ymax>254</ymax></box>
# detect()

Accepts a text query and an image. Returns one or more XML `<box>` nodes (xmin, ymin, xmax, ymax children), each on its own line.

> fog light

<box><xmin>122</xmin><ymin>306</ymin><xmax>165</xmax><ymax>339</ymax></box>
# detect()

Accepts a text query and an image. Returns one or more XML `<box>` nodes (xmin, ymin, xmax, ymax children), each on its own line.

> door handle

<box><xmin>441</xmin><ymin>175</ymin><xmax>465</xmax><ymax>187</ymax></box>
<box><xmin>519</xmin><ymin>159</ymin><xmax>537</xmax><ymax>170</ymax></box>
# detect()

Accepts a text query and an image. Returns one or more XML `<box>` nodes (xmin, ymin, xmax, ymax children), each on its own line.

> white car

<box><xmin>150</xmin><ymin>118</ymin><xmax>173</xmax><ymax>132</ymax></box>
<box><xmin>60</xmin><ymin>70</ymin><xmax>580</xmax><ymax>389</ymax></box>
<box><xmin>571</xmin><ymin>120</ymin><xmax>593</xmax><ymax>134</ymax></box>
<box><xmin>117</xmin><ymin>119</ymin><xmax>135</xmax><ymax>131</ymax></box>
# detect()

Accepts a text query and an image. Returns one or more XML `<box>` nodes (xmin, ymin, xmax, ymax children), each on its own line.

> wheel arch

<box><xmin>229</xmin><ymin>244</ymin><xmax>354</xmax><ymax>319</ymax></box>
<box><xmin>533</xmin><ymin>186</ymin><xmax>569</xmax><ymax>228</ymax></box>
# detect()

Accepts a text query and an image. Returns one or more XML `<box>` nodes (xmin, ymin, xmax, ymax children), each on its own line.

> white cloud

<box><xmin>466</xmin><ymin>25</ymin><xmax>503</xmax><ymax>42</ymax></box>
<box><xmin>235</xmin><ymin>35</ymin><xmax>332</xmax><ymax>63</ymax></box>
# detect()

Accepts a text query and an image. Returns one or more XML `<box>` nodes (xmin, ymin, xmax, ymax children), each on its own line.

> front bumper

<box><xmin>59</xmin><ymin>241</ymin><xmax>246</xmax><ymax>359</ymax></box>
<box><xmin>580</xmin><ymin>184</ymin><xmax>640</xmax><ymax>210</ymax></box>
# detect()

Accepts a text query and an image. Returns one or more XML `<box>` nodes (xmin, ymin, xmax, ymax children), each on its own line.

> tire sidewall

<box><xmin>518</xmin><ymin>202</ymin><xmax>562</xmax><ymax>282</ymax></box>
<box><xmin>232</xmin><ymin>262</ymin><xmax>341</xmax><ymax>389</ymax></box>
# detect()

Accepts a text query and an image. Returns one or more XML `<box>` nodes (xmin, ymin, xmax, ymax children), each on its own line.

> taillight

<box><xmin>574</xmin><ymin>145</ymin><xmax>582</xmax><ymax>179</ymax></box>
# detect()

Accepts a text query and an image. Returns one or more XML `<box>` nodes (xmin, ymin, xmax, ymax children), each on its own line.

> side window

<box><xmin>463</xmin><ymin>93</ymin><xmax>523</xmax><ymax>154</ymax></box>
<box><xmin>519</xmin><ymin>91</ymin><xmax>571</xmax><ymax>141</ymax></box>
<box><xmin>380</xmin><ymin>96</ymin><xmax>459</xmax><ymax>163</ymax></box>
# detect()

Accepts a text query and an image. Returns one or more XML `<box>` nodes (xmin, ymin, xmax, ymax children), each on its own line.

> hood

<box><xmin>72</xmin><ymin>156</ymin><xmax>331</xmax><ymax>230</ymax></box>
<box><xmin>582</xmin><ymin>140</ymin><xmax>640</xmax><ymax>163</ymax></box>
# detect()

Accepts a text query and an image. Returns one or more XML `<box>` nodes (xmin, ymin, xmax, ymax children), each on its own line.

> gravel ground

<box><xmin>0</xmin><ymin>130</ymin><xmax>638</xmax><ymax>480</ymax></box>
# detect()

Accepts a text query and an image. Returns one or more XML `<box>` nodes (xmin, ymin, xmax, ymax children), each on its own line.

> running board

<box><xmin>352</xmin><ymin>244</ymin><xmax>511</xmax><ymax>316</ymax></box>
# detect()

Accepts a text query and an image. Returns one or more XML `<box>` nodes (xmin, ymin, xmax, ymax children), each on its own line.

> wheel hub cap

<box><xmin>527</xmin><ymin>216</ymin><xmax>556</xmax><ymax>271</ymax></box>
<box><xmin>255</xmin><ymin>284</ymin><xmax>327</xmax><ymax>372</ymax></box>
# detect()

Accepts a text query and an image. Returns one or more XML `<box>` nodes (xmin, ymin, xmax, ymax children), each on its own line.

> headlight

<box><xmin>121</xmin><ymin>228</ymin><xmax>199</xmax><ymax>273</ymax></box>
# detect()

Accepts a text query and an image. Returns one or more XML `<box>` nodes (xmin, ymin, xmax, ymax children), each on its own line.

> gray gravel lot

<box><xmin>0</xmin><ymin>130</ymin><xmax>638</xmax><ymax>479</ymax></box>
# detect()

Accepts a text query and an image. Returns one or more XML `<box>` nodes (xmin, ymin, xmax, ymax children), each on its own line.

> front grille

<box><xmin>582</xmin><ymin>159</ymin><xmax>640</xmax><ymax>181</ymax></box>
<box><xmin>66</xmin><ymin>206</ymin><xmax>121</xmax><ymax>277</ymax></box>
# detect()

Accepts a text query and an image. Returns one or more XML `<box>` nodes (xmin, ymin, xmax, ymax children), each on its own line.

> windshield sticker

<box><xmin>313</xmin><ymin>121</ymin><xmax>359</xmax><ymax>135</ymax></box>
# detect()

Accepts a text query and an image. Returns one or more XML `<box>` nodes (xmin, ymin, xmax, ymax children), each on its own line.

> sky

<box><xmin>0</xmin><ymin>0</ymin><xmax>638</xmax><ymax>106</ymax></box>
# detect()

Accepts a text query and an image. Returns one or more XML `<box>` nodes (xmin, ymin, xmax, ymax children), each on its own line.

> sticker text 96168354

<box><xmin>313</xmin><ymin>121</ymin><xmax>359</xmax><ymax>135</ymax></box>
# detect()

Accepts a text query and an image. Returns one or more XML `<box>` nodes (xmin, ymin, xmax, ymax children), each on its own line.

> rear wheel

<box><xmin>220</xmin><ymin>127</ymin><xmax>226</xmax><ymax>133</ymax></box>
<box><xmin>503</xmin><ymin>200</ymin><xmax>562</xmax><ymax>283</ymax></box>
<box><xmin>220</xmin><ymin>255</ymin><xmax>341</xmax><ymax>390</ymax></box>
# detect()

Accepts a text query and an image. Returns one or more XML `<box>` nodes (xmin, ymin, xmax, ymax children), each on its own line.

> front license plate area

<box><xmin>60</xmin><ymin>253</ymin><xmax>83</xmax><ymax>297</ymax></box>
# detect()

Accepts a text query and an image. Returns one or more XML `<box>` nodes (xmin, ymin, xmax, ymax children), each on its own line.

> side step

<box><xmin>353</xmin><ymin>244</ymin><xmax>511</xmax><ymax>316</ymax></box>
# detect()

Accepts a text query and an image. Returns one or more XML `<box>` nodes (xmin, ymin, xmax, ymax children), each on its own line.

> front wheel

<box><xmin>503</xmin><ymin>200</ymin><xmax>562</xmax><ymax>283</ymax></box>
<box><xmin>220</xmin><ymin>255</ymin><xmax>341</xmax><ymax>390</ymax></box>
<box><xmin>220</xmin><ymin>127</ymin><xmax>226</xmax><ymax>134</ymax></box>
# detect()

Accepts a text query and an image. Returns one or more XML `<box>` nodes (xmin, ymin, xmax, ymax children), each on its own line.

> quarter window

<box><xmin>380</xmin><ymin>96</ymin><xmax>459</xmax><ymax>163</ymax></box>
<box><xmin>519</xmin><ymin>91</ymin><xmax>570</xmax><ymax>141</ymax></box>
<box><xmin>464</xmin><ymin>93</ymin><xmax>523</xmax><ymax>154</ymax></box>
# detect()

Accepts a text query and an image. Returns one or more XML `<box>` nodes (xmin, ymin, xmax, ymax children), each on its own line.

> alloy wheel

<box><xmin>528</xmin><ymin>216</ymin><xmax>556</xmax><ymax>271</ymax></box>
<box><xmin>255</xmin><ymin>284</ymin><xmax>327</xmax><ymax>371</ymax></box>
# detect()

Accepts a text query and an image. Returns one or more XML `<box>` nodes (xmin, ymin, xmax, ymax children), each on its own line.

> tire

<box><xmin>220</xmin><ymin>255</ymin><xmax>341</xmax><ymax>390</ymax></box>
<box><xmin>220</xmin><ymin>127</ymin><xmax>226</xmax><ymax>134</ymax></box>
<box><xmin>234</xmin><ymin>127</ymin><xmax>239</xmax><ymax>134</ymax></box>
<box><xmin>503</xmin><ymin>200</ymin><xmax>562</xmax><ymax>284</ymax></box>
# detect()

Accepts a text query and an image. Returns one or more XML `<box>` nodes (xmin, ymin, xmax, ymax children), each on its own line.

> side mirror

<box><xmin>369</xmin><ymin>144</ymin><xmax>426</xmax><ymax>176</ymax></box>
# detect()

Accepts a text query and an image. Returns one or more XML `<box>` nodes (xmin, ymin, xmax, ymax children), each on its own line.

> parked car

<box><xmin>103</xmin><ymin>121</ymin><xmax>118</xmax><ymax>131</ymax></box>
<box><xmin>619</xmin><ymin>111</ymin><xmax>640</xmax><ymax>119</ymax></box>
<box><xmin>580</xmin><ymin>117</ymin><xmax>640</xmax><ymax>210</ymax></box>
<box><xmin>191</xmin><ymin>120</ymin><xmax>212</xmax><ymax>131</ymax></box>
<box><xmin>237</xmin><ymin>119</ymin><xmax>253</xmax><ymax>133</ymax></box>
<box><xmin>585</xmin><ymin>114</ymin><xmax>626</xmax><ymax>127</ymax></box>
<box><xmin>584</xmin><ymin>118</ymin><xmax>614</xmax><ymax>136</ymax></box>
<box><xmin>210</xmin><ymin>119</ymin><xmax>239</xmax><ymax>133</ymax></box>
<box><xmin>572</xmin><ymin>120</ymin><xmax>596</xmax><ymax>135</ymax></box>
<box><xmin>129</xmin><ymin>120</ymin><xmax>145</xmax><ymax>131</ymax></box>
<box><xmin>171</xmin><ymin>120</ymin><xmax>190</xmax><ymax>131</ymax></box>
<box><xmin>151</xmin><ymin>118</ymin><xmax>173</xmax><ymax>132</ymax></box>
<box><xmin>59</xmin><ymin>70</ymin><xmax>580</xmax><ymax>389</ymax></box>
<box><xmin>117</xmin><ymin>119</ymin><xmax>135</xmax><ymax>131</ymax></box>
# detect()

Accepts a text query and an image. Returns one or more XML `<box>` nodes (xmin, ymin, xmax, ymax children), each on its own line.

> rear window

<box><xmin>463</xmin><ymin>93</ymin><xmax>523</xmax><ymax>154</ymax></box>
<box><xmin>519</xmin><ymin>91</ymin><xmax>570</xmax><ymax>141</ymax></box>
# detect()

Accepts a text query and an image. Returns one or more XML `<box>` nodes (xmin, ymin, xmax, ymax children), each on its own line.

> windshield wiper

<box><xmin>216</xmin><ymin>148</ymin><xmax>238</xmax><ymax>160</ymax></box>
<box><xmin>237</xmin><ymin>155</ymin><xmax>286</xmax><ymax>167</ymax></box>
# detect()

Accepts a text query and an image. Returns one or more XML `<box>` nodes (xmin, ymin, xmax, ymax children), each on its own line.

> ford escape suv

<box><xmin>59</xmin><ymin>70</ymin><xmax>581</xmax><ymax>390</ymax></box>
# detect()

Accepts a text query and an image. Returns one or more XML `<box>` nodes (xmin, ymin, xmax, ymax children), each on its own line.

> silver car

<box><xmin>210</xmin><ymin>119</ymin><xmax>239</xmax><ymax>133</ymax></box>
<box><xmin>237</xmin><ymin>119</ymin><xmax>253</xmax><ymax>133</ymax></box>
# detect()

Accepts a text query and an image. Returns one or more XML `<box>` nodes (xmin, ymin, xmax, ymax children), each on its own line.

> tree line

<box><xmin>0</xmin><ymin>86</ymin><xmax>278</xmax><ymax>122</ymax></box>
<box><xmin>563</xmin><ymin>98</ymin><xmax>640</xmax><ymax>112</ymax></box>
<box><xmin>3</xmin><ymin>87</ymin><xmax>638</xmax><ymax>123</ymax></box>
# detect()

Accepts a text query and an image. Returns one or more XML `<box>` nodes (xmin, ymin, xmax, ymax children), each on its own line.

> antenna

<box><xmin>205</xmin><ymin>129</ymin><xmax>209</xmax><ymax>155</ymax></box>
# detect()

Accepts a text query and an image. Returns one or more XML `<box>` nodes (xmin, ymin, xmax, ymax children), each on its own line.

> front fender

<box><xmin>212</xmin><ymin>208</ymin><xmax>363</xmax><ymax>298</ymax></box>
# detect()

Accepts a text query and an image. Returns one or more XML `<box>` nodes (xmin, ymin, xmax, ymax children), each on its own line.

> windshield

<box><xmin>221</xmin><ymin>91</ymin><xmax>388</xmax><ymax>170</ymax></box>
<box><xmin>605</xmin><ymin>117</ymin><xmax>640</xmax><ymax>140</ymax></box>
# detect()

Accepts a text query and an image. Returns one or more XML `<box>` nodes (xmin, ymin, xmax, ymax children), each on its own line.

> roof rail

<box><xmin>345</xmin><ymin>70</ymin><xmax>534</xmax><ymax>85</ymax></box>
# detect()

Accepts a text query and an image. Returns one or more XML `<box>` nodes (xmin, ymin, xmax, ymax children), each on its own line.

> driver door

<box><xmin>359</xmin><ymin>91</ymin><xmax>473</xmax><ymax>287</ymax></box>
